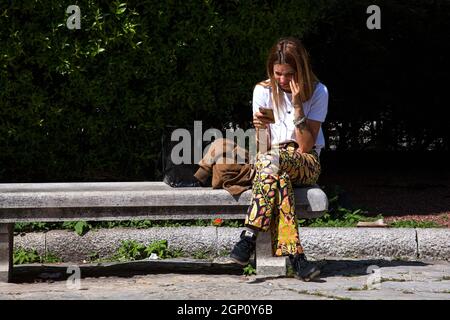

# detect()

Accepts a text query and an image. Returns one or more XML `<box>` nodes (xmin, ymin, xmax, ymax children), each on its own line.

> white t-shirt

<box><xmin>252</xmin><ymin>81</ymin><xmax>329</xmax><ymax>155</ymax></box>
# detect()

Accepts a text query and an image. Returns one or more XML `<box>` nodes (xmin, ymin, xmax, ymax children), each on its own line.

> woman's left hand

<box><xmin>289</xmin><ymin>79</ymin><xmax>302</xmax><ymax>107</ymax></box>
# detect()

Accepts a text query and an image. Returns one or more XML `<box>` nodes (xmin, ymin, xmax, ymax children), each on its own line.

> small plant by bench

<box><xmin>13</xmin><ymin>247</ymin><xmax>62</xmax><ymax>265</ymax></box>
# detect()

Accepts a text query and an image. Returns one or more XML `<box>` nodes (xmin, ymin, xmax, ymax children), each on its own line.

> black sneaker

<box><xmin>289</xmin><ymin>253</ymin><xmax>320</xmax><ymax>281</ymax></box>
<box><xmin>230</xmin><ymin>230</ymin><xmax>257</xmax><ymax>265</ymax></box>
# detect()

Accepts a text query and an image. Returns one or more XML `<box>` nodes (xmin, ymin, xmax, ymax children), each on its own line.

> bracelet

<box><xmin>293</xmin><ymin>116</ymin><xmax>307</xmax><ymax>129</ymax></box>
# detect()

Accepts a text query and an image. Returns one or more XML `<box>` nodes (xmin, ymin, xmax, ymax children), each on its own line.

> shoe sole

<box><xmin>229</xmin><ymin>254</ymin><xmax>250</xmax><ymax>266</ymax></box>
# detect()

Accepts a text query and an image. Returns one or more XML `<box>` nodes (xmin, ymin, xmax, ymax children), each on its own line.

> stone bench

<box><xmin>0</xmin><ymin>182</ymin><xmax>328</xmax><ymax>282</ymax></box>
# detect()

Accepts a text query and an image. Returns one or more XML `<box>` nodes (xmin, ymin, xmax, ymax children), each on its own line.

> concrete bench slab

<box><xmin>0</xmin><ymin>182</ymin><xmax>327</xmax><ymax>221</ymax></box>
<box><xmin>0</xmin><ymin>181</ymin><xmax>328</xmax><ymax>281</ymax></box>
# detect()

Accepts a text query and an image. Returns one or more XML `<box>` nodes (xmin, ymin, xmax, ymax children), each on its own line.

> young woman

<box><xmin>230</xmin><ymin>37</ymin><xmax>329</xmax><ymax>281</ymax></box>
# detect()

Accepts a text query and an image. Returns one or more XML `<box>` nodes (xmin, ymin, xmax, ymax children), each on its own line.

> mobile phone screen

<box><xmin>259</xmin><ymin>107</ymin><xmax>275</xmax><ymax>123</ymax></box>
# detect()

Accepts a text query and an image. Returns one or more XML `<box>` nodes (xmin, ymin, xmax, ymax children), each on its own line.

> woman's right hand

<box><xmin>253</xmin><ymin>112</ymin><xmax>272</xmax><ymax>129</ymax></box>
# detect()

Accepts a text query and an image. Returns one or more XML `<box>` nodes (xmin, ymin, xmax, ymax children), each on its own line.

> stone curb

<box><xmin>14</xmin><ymin>227</ymin><xmax>450</xmax><ymax>262</ymax></box>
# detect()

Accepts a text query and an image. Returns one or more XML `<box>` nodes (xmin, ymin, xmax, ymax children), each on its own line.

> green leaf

<box><xmin>243</xmin><ymin>264</ymin><xmax>256</xmax><ymax>276</ymax></box>
<box><xmin>74</xmin><ymin>221</ymin><xmax>90</xmax><ymax>236</ymax></box>
<box><xmin>116</xmin><ymin>4</ymin><xmax>127</xmax><ymax>15</ymax></box>
<box><xmin>13</xmin><ymin>248</ymin><xmax>40</xmax><ymax>265</ymax></box>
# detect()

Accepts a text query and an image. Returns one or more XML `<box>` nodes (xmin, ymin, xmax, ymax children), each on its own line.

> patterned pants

<box><xmin>245</xmin><ymin>142</ymin><xmax>321</xmax><ymax>256</ymax></box>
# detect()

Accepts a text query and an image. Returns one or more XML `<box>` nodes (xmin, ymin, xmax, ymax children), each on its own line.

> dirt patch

<box><xmin>384</xmin><ymin>214</ymin><xmax>450</xmax><ymax>228</ymax></box>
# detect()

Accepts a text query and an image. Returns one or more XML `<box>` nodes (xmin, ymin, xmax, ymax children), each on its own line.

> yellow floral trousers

<box><xmin>245</xmin><ymin>142</ymin><xmax>321</xmax><ymax>256</ymax></box>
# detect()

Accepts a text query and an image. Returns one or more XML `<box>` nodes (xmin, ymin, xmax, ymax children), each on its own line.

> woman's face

<box><xmin>273</xmin><ymin>64</ymin><xmax>296</xmax><ymax>92</ymax></box>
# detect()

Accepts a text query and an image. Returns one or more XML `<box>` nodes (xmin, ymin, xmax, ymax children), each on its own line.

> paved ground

<box><xmin>1</xmin><ymin>258</ymin><xmax>449</xmax><ymax>300</ymax></box>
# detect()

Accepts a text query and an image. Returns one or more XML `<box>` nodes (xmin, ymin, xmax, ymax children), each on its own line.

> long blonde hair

<box><xmin>259</xmin><ymin>37</ymin><xmax>318</xmax><ymax>117</ymax></box>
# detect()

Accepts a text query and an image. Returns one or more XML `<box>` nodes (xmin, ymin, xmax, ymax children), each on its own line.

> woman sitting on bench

<box><xmin>230</xmin><ymin>37</ymin><xmax>329</xmax><ymax>281</ymax></box>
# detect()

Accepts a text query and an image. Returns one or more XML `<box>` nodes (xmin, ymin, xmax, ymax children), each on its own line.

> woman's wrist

<box><xmin>294</xmin><ymin>107</ymin><xmax>305</xmax><ymax>118</ymax></box>
<box><xmin>292</xmin><ymin>97</ymin><xmax>303</xmax><ymax>108</ymax></box>
<box><xmin>293</xmin><ymin>102</ymin><xmax>304</xmax><ymax>117</ymax></box>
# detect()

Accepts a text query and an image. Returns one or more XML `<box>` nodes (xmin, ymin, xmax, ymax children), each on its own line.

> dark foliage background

<box><xmin>1</xmin><ymin>0</ymin><xmax>449</xmax><ymax>182</ymax></box>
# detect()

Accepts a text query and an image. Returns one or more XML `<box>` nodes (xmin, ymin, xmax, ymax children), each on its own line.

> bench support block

<box><xmin>0</xmin><ymin>223</ymin><xmax>13</xmax><ymax>283</ymax></box>
<box><xmin>255</xmin><ymin>231</ymin><xmax>288</xmax><ymax>276</ymax></box>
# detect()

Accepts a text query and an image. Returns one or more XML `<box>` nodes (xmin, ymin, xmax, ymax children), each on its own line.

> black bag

<box><xmin>161</xmin><ymin>125</ymin><xmax>211</xmax><ymax>187</ymax></box>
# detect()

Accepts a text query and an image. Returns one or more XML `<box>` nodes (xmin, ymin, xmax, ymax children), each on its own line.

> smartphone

<box><xmin>259</xmin><ymin>107</ymin><xmax>275</xmax><ymax>123</ymax></box>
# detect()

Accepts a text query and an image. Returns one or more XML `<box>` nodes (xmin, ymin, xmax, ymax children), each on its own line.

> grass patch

<box><xmin>298</xmin><ymin>208</ymin><xmax>383</xmax><ymax>228</ymax></box>
<box><xmin>388</xmin><ymin>220</ymin><xmax>442</xmax><ymax>228</ymax></box>
<box><xmin>13</xmin><ymin>248</ymin><xmax>40</xmax><ymax>265</ymax></box>
<box><xmin>14</xmin><ymin>219</ymin><xmax>245</xmax><ymax>235</ymax></box>
<box><xmin>191</xmin><ymin>249</ymin><xmax>210</xmax><ymax>260</ymax></box>
<box><xmin>109</xmin><ymin>239</ymin><xmax>182</xmax><ymax>262</ymax></box>
<box><xmin>296</xmin><ymin>185</ymin><xmax>385</xmax><ymax>227</ymax></box>
<box><xmin>305</xmin><ymin>210</ymin><xmax>366</xmax><ymax>227</ymax></box>
<box><xmin>13</xmin><ymin>248</ymin><xmax>62</xmax><ymax>265</ymax></box>
<box><xmin>217</xmin><ymin>249</ymin><xmax>231</xmax><ymax>257</ymax></box>
<box><xmin>107</xmin><ymin>240</ymin><xmax>212</xmax><ymax>262</ymax></box>
<box><xmin>113</xmin><ymin>240</ymin><xmax>149</xmax><ymax>261</ymax></box>
<box><xmin>42</xmin><ymin>252</ymin><xmax>62</xmax><ymax>263</ymax></box>
<box><xmin>243</xmin><ymin>264</ymin><xmax>256</xmax><ymax>276</ymax></box>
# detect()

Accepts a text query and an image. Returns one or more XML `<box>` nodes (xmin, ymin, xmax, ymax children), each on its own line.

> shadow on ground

<box><xmin>318</xmin><ymin>259</ymin><xmax>430</xmax><ymax>277</ymax></box>
<box><xmin>245</xmin><ymin>259</ymin><xmax>431</xmax><ymax>284</ymax></box>
<box><xmin>11</xmin><ymin>258</ymin><xmax>430</xmax><ymax>284</ymax></box>
<box><xmin>10</xmin><ymin>258</ymin><xmax>248</xmax><ymax>283</ymax></box>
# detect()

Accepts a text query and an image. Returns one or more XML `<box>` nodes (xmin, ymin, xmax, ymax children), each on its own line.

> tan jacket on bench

<box><xmin>194</xmin><ymin>138</ymin><xmax>255</xmax><ymax>196</ymax></box>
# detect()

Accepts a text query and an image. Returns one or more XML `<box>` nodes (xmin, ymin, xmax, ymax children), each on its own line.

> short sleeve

<box><xmin>307</xmin><ymin>83</ymin><xmax>329</xmax><ymax>123</ymax></box>
<box><xmin>252</xmin><ymin>84</ymin><xmax>270</xmax><ymax>114</ymax></box>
